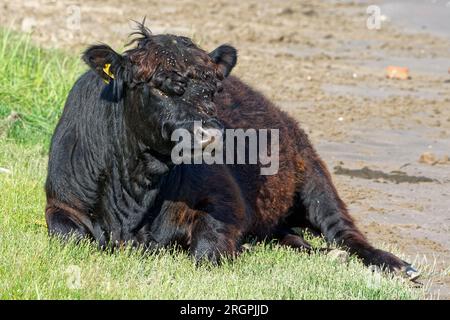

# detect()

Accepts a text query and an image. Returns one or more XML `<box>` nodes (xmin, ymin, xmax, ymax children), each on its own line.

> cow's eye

<box><xmin>151</xmin><ymin>71</ymin><xmax>187</xmax><ymax>96</ymax></box>
<box><xmin>179</xmin><ymin>36</ymin><xmax>194</xmax><ymax>47</ymax></box>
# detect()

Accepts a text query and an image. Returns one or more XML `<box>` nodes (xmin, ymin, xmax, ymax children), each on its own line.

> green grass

<box><xmin>0</xmin><ymin>30</ymin><xmax>422</xmax><ymax>299</ymax></box>
<box><xmin>0</xmin><ymin>29</ymin><xmax>82</xmax><ymax>147</ymax></box>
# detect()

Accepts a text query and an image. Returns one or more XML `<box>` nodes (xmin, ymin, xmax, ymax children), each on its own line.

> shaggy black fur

<box><xmin>45</xmin><ymin>23</ymin><xmax>416</xmax><ymax>277</ymax></box>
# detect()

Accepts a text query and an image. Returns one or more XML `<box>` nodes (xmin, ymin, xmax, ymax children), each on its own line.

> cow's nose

<box><xmin>194</xmin><ymin>126</ymin><xmax>216</xmax><ymax>149</ymax></box>
<box><xmin>194</xmin><ymin>119</ymin><xmax>223</xmax><ymax>149</ymax></box>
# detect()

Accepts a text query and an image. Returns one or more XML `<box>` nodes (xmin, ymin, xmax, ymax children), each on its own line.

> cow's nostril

<box><xmin>194</xmin><ymin>126</ymin><xmax>217</xmax><ymax>149</ymax></box>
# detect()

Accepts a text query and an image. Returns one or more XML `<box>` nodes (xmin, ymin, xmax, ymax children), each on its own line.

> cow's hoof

<box><xmin>401</xmin><ymin>265</ymin><xmax>421</xmax><ymax>281</ymax></box>
<box><xmin>368</xmin><ymin>249</ymin><xmax>420</xmax><ymax>281</ymax></box>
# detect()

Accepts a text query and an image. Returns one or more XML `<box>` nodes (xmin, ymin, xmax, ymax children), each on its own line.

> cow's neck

<box><xmin>113</xmin><ymin>127</ymin><xmax>170</xmax><ymax>193</ymax></box>
<box><xmin>100</xmin><ymin>107</ymin><xmax>171</xmax><ymax>237</ymax></box>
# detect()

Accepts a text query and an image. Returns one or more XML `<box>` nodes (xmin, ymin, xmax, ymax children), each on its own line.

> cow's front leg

<box><xmin>150</xmin><ymin>165</ymin><xmax>247</xmax><ymax>264</ymax></box>
<box><xmin>149</xmin><ymin>200</ymin><xmax>243</xmax><ymax>264</ymax></box>
<box><xmin>190</xmin><ymin>213</ymin><xmax>241</xmax><ymax>264</ymax></box>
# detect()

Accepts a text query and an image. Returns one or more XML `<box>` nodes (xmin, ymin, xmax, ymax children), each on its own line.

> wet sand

<box><xmin>1</xmin><ymin>0</ymin><xmax>449</xmax><ymax>299</ymax></box>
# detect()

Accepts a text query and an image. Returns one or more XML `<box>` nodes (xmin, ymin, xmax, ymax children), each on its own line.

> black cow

<box><xmin>45</xmin><ymin>23</ymin><xmax>418</xmax><ymax>279</ymax></box>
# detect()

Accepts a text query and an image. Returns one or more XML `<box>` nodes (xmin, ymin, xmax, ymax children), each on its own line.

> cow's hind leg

<box><xmin>45</xmin><ymin>204</ymin><xmax>93</xmax><ymax>242</ymax></box>
<box><xmin>297</xmin><ymin>156</ymin><xmax>419</xmax><ymax>280</ymax></box>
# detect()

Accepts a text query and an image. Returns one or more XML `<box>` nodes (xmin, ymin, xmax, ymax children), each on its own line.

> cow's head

<box><xmin>82</xmin><ymin>22</ymin><xmax>237</xmax><ymax>156</ymax></box>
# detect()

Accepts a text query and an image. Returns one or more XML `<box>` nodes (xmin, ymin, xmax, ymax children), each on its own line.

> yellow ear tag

<box><xmin>103</xmin><ymin>63</ymin><xmax>115</xmax><ymax>83</ymax></box>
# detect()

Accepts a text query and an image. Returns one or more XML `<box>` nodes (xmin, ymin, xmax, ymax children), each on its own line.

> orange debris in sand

<box><xmin>386</xmin><ymin>66</ymin><xmax>410</xmax><ymax>80</ymax></box>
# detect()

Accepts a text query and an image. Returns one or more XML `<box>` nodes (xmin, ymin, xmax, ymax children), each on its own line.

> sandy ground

<box><xmin>1</xmin><ymin>0</ymin><xmax>449</xmax><ymax>299</ymax></box>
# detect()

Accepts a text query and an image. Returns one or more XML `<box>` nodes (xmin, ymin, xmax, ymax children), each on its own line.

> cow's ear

<box><xmin>83</xmin><ymin>44</ymin><xmax>123</xmax><ymax>81</ymax></box>
<box><xmin>209</xmin><ymin>45</ymin><xmax>237</xmax><ymax>77</ymax></box>
<box><xmin>82</xmin><ymin>44</ymin><xmax>125</xmax><ymax>102</ymax></box>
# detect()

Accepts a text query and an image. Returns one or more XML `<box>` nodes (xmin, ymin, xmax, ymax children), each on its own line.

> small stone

<box><xmin>437</xmin><ymin>155</ymin><xmax>450</xmax><ymax>165</ymax></box>
<box><xmin>0</xmin><ymin>168</ymin><xmax>11</xmax><ymax>174</ymax></box>
<box><xmin>21</xmin><ymin>17</ymin><xmax>37</xmax><ymax>33</ymax></box>
<box><xmin>327</xmin><ymin>249</ymin><xmax>350</xmax><ymax>263</ymax></box>
<box><xmin>6</xmin><ymin>111</ymin><xmax>20</xmax><ymax>122</ymax></box>
<box><xmin>418</xmin><ymin>152</ymin><xmax>437</xmax><ymax>165</ymax></box>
